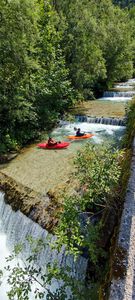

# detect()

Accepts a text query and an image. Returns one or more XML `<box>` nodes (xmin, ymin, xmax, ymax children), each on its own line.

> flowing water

<box><xmin>1</xmin><ymin>122</ymin><xmax>125</xmax><ymax>195</ymax></box>
<box><xmin>0</xmin><ymin>192</ymin><xmax>87</xmax><ymax>299</ymax></box>
<box><xmin>99</xmin><ymin>96</ymin><xmax>132</xmax><ymax>102</ymax></box>
<box><xmin>53</xmin><ymin>122</ymin><xmax>125</xmax><ymax>146</ymax></box>
<box><xmin>114</xmin><ymin>78</ymin><xmax>135</xmax><ymax>89</ymax></box>
<box><xmin>0</xmin><ymin>78</ymin><xmax>135</xmax><ymax>299</ymax></box>
<box><xmin>99</xmin><ymin>79</ymin><xmax>135</xmax><ymax>102</ymax></box>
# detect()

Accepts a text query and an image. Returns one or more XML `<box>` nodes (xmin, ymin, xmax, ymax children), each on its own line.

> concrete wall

<box><xmin>109</xmin><ymin>137</ymin><xmax>135</xmax><ymax>300</ymax></box>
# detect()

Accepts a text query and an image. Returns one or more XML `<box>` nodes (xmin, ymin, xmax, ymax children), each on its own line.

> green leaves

<box><xmin>0</xmin><ymin>0</ymin><xmax>76</xmax><ymax>153</ymax></box>
<box><xmin>1</xmin><ymin>236</ymin><xmax>87</xmax><ymax>300</ymax></box>
<box><xmin>55</xmin><ymin>144</ymin><xmax>123</xmax><ymax>263</ymax></box>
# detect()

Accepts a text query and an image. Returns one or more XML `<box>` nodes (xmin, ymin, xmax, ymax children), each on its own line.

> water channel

<box><xmin>0</xmin><ymin>78</ymin><xmax>135</xmax><ymax>299</ymax></box>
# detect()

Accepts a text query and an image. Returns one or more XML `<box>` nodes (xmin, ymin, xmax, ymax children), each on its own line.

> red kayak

<box><xmin>37</xmin><ymin>142</ymin><xmax>70</xmax><ymax>149</ymax></box>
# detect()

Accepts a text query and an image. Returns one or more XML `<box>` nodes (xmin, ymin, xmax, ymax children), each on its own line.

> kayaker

<box><xmin>47</xmin><ymin>137</ymin><xmax>58</xmax><ymax>146</ymax></box>
<box><xmin>76</xmin><ymin>128</ymin><xmax>85</xmax><ymax>137</ymax></box>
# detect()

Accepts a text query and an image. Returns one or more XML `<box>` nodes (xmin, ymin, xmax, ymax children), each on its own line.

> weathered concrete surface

<box><xmin>0</xmin><ymin>171</ymin><xmax>60</xmax><ymax>232</ymax></box>
<box><xmin>109</xmin><ymin>137</ymin><xmax>135</xmax><ymax>300</ymax></box>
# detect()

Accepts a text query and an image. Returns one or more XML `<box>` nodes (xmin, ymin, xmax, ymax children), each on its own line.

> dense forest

<box><xmin>0</xmin><ymin>0</ymin><xmax>135</xmax><ymax>153</ymax></box>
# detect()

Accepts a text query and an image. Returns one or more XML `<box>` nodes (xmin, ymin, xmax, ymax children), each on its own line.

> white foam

<box><xmin>98</xmin><ymin>96</ymin><xmax>132</xmax><ymax>102</ymax></box>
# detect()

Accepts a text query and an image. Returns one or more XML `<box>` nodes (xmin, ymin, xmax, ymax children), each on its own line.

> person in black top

<box><xmin>76</xmin><ymin>128</ymin><xmax>85</xmax><ymax>137</ymax></box>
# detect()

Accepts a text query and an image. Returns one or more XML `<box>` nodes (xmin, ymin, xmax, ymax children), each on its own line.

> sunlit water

<box><xmin>114</xmin><ymin>78</ymin><xmax>135</xmax><ymax>89</ymax></box>
<box><xmin>0</xmin><ymin>192</ymin><xmax>87</xmax><ymax>300</ymax></box>
<box><xmin>98</xmin><ymin>96</ymin><xmax>132</xmax><ymax>102</ymax></box>
<box><xmin>52</xmin><ymin>122</ymin><xmax>125</xmax><ymax>147</ymax></box>
<box><xmin>99</xmin><ymin>78</ymin><xmax>135</xmax><ymax>102</ymax></box>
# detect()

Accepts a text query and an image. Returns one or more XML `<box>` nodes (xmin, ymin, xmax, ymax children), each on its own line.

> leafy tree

<box><xmin>55</xmin><ymin>144</ymin><xmax>123</xmax><ymax>261</ymax></box>
<box><xmin>0</xmin><ymin>0</ymin><xmax>75</xmax><ymax>152</ymax></box>
<box><xmin>54</xmin><ymin>0</ymin><xmax>107</xmax><ymax>97</ymax></box>
<box><xmin>51</xmin><ymin>0</ymin><xmax>134</xmax><ymax>95</ymax></box>
<box><xmin>34</xmin><ymin>0</ymin><xmax>76</xmax><ymax>130</ymax></box>
<box><xmin>0</xmin><ymin>0</ymin><xmax>40</xmax><ymax>150</ymax></box>
<box><xmin>129</xmin><ymin>6</ymin><xmax>135</xmax><ymax>74</ymax></box>
<box><xmin>102</xmin><ymin>5</ymin><xmax>133</xmax><ymax>86</ymax></box>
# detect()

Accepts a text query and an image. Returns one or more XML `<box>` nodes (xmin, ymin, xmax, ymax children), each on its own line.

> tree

<box><xmin>0</xmin><ymin>0</ymin><xmax>40</xmax><ymax>150</ymax></box>
<box><xmin>102</xmin><ymin>5</ymin><xmax>133</xmax><ymax>86</ymax></box>
<box><xmin>55</xmin><ymin>144</ymin><xmax>123</xmax><ymax>261</ymax></box>
<box><xmin>51</xmin><ymin>0</ymin><xmax>134</xmax><ymax>95</ymax></box>
<box><xmin>0</xmin><ymin>0</ymin><xmax>76</xmax><ymax>152</ymax></box>
<box><xmin>34</xmin><ymin>1</ymin><xmax>76</xmax><ymax>130</ymax></box>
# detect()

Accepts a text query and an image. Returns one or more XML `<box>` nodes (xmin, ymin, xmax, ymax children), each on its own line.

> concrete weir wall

<box><xmin>109</xmin><ymin>137</ymin><xmax>135</xmax><ymax>300</ymax></box>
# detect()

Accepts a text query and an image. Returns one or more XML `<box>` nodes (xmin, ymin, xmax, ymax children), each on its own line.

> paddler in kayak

<box><xmin>75</xmin><ymin>128</ymin><xmax>85</xmax><ymax>137</ymax></box>
<box><xmin>47</xmin><ymin>137</ymin><xmax>57</xmax><ymax>146</ymax></box>
<box><xmin>47</xmin><ymin>137</ymin><xmax>61</xmax><ymax>146</ymax></box>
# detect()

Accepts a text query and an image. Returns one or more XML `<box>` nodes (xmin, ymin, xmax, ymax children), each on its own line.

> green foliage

<box><xmin>0</xmin><ymin>0</ymin><xmax>75</xmax><ymax>152</ymax></box>
<box><xmin>74</xmin><ymin>144</ymin><xmax>123</xmax><ymax>209</ymax></box>
<box><xmin>55</xmin><ymin>144</ymin><xmax>123</xmax><ymax>263</ymax></box>
<box><xmin>54</xmin><ymin>0</ymin><xmax>134</xmax><ymax>93</ymax></box>
<box><xmin>34</xmin><ymin>1</ymin><xmax>77</xmax><ymax>130</ymax></box>
<box><xmin>2</xmin><ymin>237</ymin><xmax>89</xmax><ymax>300</ymax></box>
<box><xmin>129</xmin><ymin>6</ymin><xmax>135</xmax><ymax>75</ymax></box>
<box><xmin>0</xmin><ymin>0</ymin><xmax>40</xmax><ymax>150</ymax></box>
<box><xmin>102</xmin><ymin>6</ymin><xmax>133</xmax><ymax>86</ymax></box>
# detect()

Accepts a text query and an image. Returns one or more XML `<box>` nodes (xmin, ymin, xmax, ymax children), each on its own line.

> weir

<box><xmin>75</xmin><ymin>115</ymin><xmax>125</xmax><ymax>126</ymax></box>
<box><xmin>103</xmin><ymin>91</ymin><xmax>135</xmax><ymax>98</ymax></box>
<box><xmin>99</xmin><ymin>85</ymin><xmax>135</xmax><ymax>101</ymax></box>
<box><xmin>0</xmin><ymin>192</ymin><xmax>87</xmax><ymax>299</ymax></box>
<box><xmin>115</xmin><ymin>78</ymin><xmax>135</xmax><ymax>88</ymax></box>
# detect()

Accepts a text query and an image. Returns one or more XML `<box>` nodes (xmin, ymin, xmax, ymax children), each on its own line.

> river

<box><xmin>0</xmin><ymin>78</ymin><xmax>135</xmax><ymax>299</ymax></box>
